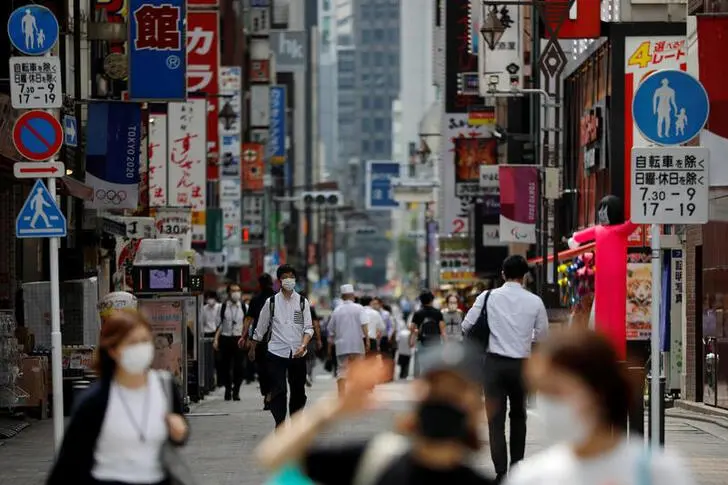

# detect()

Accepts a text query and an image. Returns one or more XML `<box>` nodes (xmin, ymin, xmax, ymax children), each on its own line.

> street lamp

<box><xmin>480</xmin><ymin>6</ymin><xmax>506</xmax><ymax>51</ymax></box>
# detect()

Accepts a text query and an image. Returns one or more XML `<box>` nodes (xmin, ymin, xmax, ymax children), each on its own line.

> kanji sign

<box><xmin>128</xmin><ymin>0</ymin><xmax>187</xmax><ymax>101</ymax></box>
<box><xmin>9</xmin><ymin>57</ymin><xmax>62</xmax><ymax>109</ymax></box>
<box><xmin>187</xmin><ymin>11</ymin><xmax>220</xmax><ymax>180</ymax></box>
<box><xmin>268</xmin><ymin>85</ymin><xmax>286</xmax><ymax>165</ymax></box>
<box><xmin>365</xmin><ymin>161</ymin><xmax>400</xmax><ymax>210</ymax></box>
<box><xmin>148</xmin><ymin>110</ymin><xmax>168</xmax><ymax>207</ymax></box>
<box><xmin>630</xmin><ymin>147</ymin><xmax>709</xmax><ymax>224</ymax></box>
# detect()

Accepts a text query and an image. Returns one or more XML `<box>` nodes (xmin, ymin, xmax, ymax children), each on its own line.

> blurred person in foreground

<box><xmin>48</xmin><ymin>310</ymin><xmax>189</xmax><ymax>485</ymax></box>
<box><xmin>506</xmin><ymin>328</ymin><xmax>695</xmax><ymax>485</ymax></box>
<box><xmin>255</xmin><ymin>342</ymin><xmax>495</xmax><ymax>485</ymax></box>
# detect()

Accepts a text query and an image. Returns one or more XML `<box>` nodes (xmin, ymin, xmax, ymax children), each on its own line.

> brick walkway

<box><xmin>0</xmin><ymin>372</ymin><xmax>727</xmax><ymax>485</ymax></box>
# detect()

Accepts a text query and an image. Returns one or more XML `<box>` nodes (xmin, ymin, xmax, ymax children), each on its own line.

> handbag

<box><xmin>465</xmin><ymin>291</ymin><xmax>492</xmax><ymax>350</ymax></box>
<box><xmin>159</xmin><ymin>372</ymin><xmax>198</xmax><ymax>485</ymax></box>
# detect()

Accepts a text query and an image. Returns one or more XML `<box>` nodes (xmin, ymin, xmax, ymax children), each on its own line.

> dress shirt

<box><xmin>360</xmin><ymin>307</ymin><xmax>385</xmax><ymax>339</ymax></box>
<box><xmin>217</xmin><ymin>301</ymin><xmax>246</xmax><ymax>337</ymax></box>
<box><xmin>201</xmin><ymin>302</ymin><xmax>221</xmax><ymax>334</ymax></box>
<box><xmin>462</xmin><ymin>282</ymin><xmax>549</xmax><ymax>358</ymax></box>
<box><xmin>380</xmin><ymin>309</ymin><xmax>395</xmax><ymax>338</ymax></box>
<box><xmin>254</xmin><ymin>291</ymin><xmax>314</xmax><ymax>358</ymax></box>
<box><xmin>327</xmin><ymin>300</ymin><xmax>366</xmax><ymax>356</ymax></box>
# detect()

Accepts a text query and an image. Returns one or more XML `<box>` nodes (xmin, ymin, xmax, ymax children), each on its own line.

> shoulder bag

<box><xmin>159</xmin><ymin>371</ymin><xmax>198</xmax><ymax>485</ymax></box>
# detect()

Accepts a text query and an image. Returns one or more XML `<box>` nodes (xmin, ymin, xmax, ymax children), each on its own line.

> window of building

<box><xmin>388</xmin><ymin>52</ymin><xmax>398</xmax><ymax>65</ymax></box>
<box><xmin>339</xmin><ymin>75</ymin><xmax>355</xmax><ymax>90</ymax></box>
<box><xmin>373</xmin><ymin>96</ymin><xmax>385</xmax><ymax>109</ymax></box>
<box><xmin>387</xmin><ymin>28</ymin><xmax>398</xmax><ymax>43</ymax></box>
<box><xmin>362</xmin><ymin>140</ymin><xmax>371</xmax><ymax>153</ymax></box>
<box><xmin>374</xmin><ymin>29</ymin><xmax>384</xmax><ymax>40</ymax></box>
<box><xmin>374</xmin><ymin>118</ymin><xmax>384</xmax><ymax>130</ymax></box>
<box><xmin>361</xmin><ymin>52</ymin><xmax>370</xmax><ymax>66</ymax></box>
<box><xmin>362</xmin><ymin>30</ymin><xmax>371</xmax><ymax>43</ymax></box>
<box><xmin>373</xmin><ymin>52</ymin><xmax>383</xmax><ymax>67</ymax></box>
<box><xmin>374</xmin><ymin>139</ymin><xmax>385</xmax><ymax>153</ymax></box>
<box><xmin>383</xmin><ymin>139</ymin><xmax>391</xmax><ymax>155</ymax></box>
<box><xmin>361</xmin><ymin>73</ymin><xmax>370</xmax><ymax>84</ymax></box>
<box><xmin>339</xmin><ymin>59</ymin><xmax>355</xmax><ymax>73</ymax></box>
<box><xmin>362</xmin><ymin>118</ymin><xmax>371</xmax><ymax>131</ymax></box>
<box><xmin>362</xmin><ymin>97</ymin><xmax>370</xmax><ymax>109</ymax></box>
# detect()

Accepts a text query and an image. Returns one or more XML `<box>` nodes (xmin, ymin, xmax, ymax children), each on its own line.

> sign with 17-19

<box><xmin>9</xmin><ymin>56</ymin><xmax>62</xmax><ymax>109</ymax></box>
<box><xmin>630</xmin><ymin>147</ymin><xmax>709</xmax><ymax>224</ymax></box>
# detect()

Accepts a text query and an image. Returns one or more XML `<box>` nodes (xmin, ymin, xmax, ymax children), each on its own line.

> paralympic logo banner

<box><xmin>85</xmin><ymin>103</ymin><xmax>142</xmax><ymax>210</ymax></box>
<box><xmin>499</xmin><ymin>165</ymin><xmax>538</xmax><ymax>244</ymax></box>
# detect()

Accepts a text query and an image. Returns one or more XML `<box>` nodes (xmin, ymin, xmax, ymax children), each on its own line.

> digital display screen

<box><xmin>149</xmin><ymin>269</ymin><xmax>175</xmax><ymax>290</ymax></box>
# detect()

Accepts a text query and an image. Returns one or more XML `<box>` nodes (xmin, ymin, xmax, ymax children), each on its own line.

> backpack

<box><xmin>465</xmin><ymin>291</ymin><xmax>492</xmax><ymax>350</ymax></box>
<box><xmin>268</xmin><ymin>294</ymin><xmax>307</xmax><ymax>319</ymax></box>
<box><xmin>418</xmin><ymin>314</ymin><xmax>441</xmax><ymax>345</ymax></box>
<box><xmin>217</xmin><ymin>301</ymin><xmax>247</xmax><ymax>330</ymax></box>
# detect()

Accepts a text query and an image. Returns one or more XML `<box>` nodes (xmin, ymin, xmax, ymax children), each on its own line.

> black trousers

<box><xmin>255</xmin><ymin>342</ymin><xmax>271</xmax><ymax>397</ymax></box>
<box><xmin>484</xmin><ymin>353</ymin><xmax>527</xmax><ymax>476</ymax></box>
<box><xmin>267</xmin><ymin>351</ymin><xmax>307</xmax><ymax>426</ymax></box>
<box><xmin>397</xmin><ymin>354</ymin><xmax>411</xmax><ymax>379</ymax></box>
<box><xmin>218</xmin><ymin>336</ymin><xmax>244</xmax><ymax>394</ymax></box>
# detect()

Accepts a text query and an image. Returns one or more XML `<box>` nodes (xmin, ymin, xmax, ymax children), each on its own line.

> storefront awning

<box><xmin>528</xmin><ymin>242</ymin><xmax>596</xmax><ymax>265</ymax></box>
<box><xmin>59</xmin><ymin>176</ymin><xmax>93</xmax><ymax>201</ymax></box>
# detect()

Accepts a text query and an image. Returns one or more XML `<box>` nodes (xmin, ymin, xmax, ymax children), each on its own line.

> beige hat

<box><xmin>340</xmin><ymin>284</ymin><xmax>355</xmax><ymax>295</ymax></box>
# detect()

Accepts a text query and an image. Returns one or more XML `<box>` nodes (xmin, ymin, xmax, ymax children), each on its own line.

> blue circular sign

<box><xmin>632</xmin><ymin>69</ymin><xmax>709</xmax><ymax>146</ymax></box>
<box><xmin>7</xmin><ymin>5</ymin><xmax>59</xmax><ymax>56</ymax></box>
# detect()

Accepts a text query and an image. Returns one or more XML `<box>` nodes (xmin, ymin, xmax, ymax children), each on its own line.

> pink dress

<box><xmin>572</xmin><ymin>222</ymin><xmax>638</xmax><ymax>360</ymax></box>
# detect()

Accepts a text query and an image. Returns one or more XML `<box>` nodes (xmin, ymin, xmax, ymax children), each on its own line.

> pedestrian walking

<box><xmin>326</xmin><ymin>284</ymin><xmax>367</xmax><ymax>395</ymax></box>
<box><xmin>360</xmin><ymin>296</ymin><xmax>385</xmax><ymax>354</ymax></box>
<box><xmin>462</xmin><ymin>255</ymin><xmax>549</xmax><ymax>483</ymax></box>
<box><xmin>443</xmin><ymin>294</ymin><xmax>464</xmax><ymax>341</ymax></box>
<box><xmin>241</xmin><ymin>273</ymin><xmax>276</xmax><ymax>410</ymax></box>
<box><xmin>255</xmin><ymin>342</ymin><xmax>495</xmax><ymax>485</ymax></box>
<box><xmin>250</xmin><ymin>264</ymin><xmax>314</xmax><ymax>426</ymax></box>
<box><xmin>298</xmin><ymin>291</ymin><xmax>322</xmax><ymax>387</ymax></box>
<box><xmin>395</xmin><ymin>324</ymin><xmax>414</xmax><ymax>379</ymax></box>
<box><xmin>201</xmin><ymin>291</ymin><xmax>222</xmax><ymax>388</ymax></box>
<box><xmin>214</xmin><ymin>283</ymin><xmax>247</xmax><ymax>401</ymax></box>
<box><xmin>376</xmin><ymin>298</ymin><xmax>396</xmax><ymax>356</ymax></box>
<box><xmin>47</xmin><ymin>310</ymin><xmax>191</xmax><ymax>485</ymax></box>
<box><xmin>411</xmin><ymin>291</ymin><xmax>446</xmax><ymax>376</ymax></box>
<box><xmin>506</xmin><ymin>328</ymin><xmax>695</xmax><ymax>485</ymax></box>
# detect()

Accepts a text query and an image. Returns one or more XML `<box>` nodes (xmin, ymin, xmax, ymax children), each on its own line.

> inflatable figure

<box><xmin>567</xmin><ymin>195</ymin><xmax>637</xmax><ymax>360</ymax></box>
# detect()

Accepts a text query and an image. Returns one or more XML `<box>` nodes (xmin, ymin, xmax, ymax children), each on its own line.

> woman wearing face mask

<box><xmin>442</xmin><ymin>294</ymin><xmax>464</xmax><ymax>341</ymax></box>
<box><xmin>47</xmin><ymin>310</ymin><xmax>190</xmax><ymax>485</ymax></box>
<box><xmin>507</xmin><ymin>329</ymin><xmax>695</xmax><ymax>485</ymax></box>
<box><xmin>255</xmin><ymin>342</ymin><xmax>495</xmax><ymax>485</ymax></box>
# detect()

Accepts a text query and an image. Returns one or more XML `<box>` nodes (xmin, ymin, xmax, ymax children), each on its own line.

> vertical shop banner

<box><xmin>445</xmin><ymin>0</ymin><xmax>482</xmax><ymax>113</ymax></box>
<box><xmin>499</xmin><ymin>166</ymin><xmax>538</xmax><ymax>244</ymax></box>
<box><xmin>440</xmin><ymin>114</ymin><xmax>491</xmax><ymax>235</ymax></box>
<box><xmin>479</xmin><ymin>5</ymin><xmax>523</xmax><ymax>93</ymax></box>
<box><xmin>137</xmin><ymin>114</ymin><xmax>150</xmax><ymax>212</ymax></box>
<box><xmin>626</xmin><ymin>252</ymin><xmax>651</xmax><ymax>340</ymax></box>
<box><xmin>139</xmin><ymin>298</ymin><xmax>185</xmax><ymax>380</ymax></box>
<box><xmin>187</xmin><ymin>10</ymin><xmax>220</xmax><ymax>180</ymax></box>
<box><xmin>624</xmin><ymin>37</ymin><xmax>687</xmax><ymax>217</ymax></box>
<box><xmin>168</xmin><ymin>100</ymin><xmax>207</xmax><ymax>242</ymax></box>
<box><xmin>365</xmin><ymin>161</ymin><xmax>401</xmax><ymax>210</ymax></box>
<box><xmin>269</xmin><ymin>85</ymin><xmax>287</xmax><ymax>165</ymax></box>
<box><xmin>85</xmin><ymin>102</ymin><xmax>142</xmax><ymax>210</ymax></box>
<box><xmin>242</xmin><ymin>143</ymin><xmax>265</xmax><ymax>191</ymax></box>
<box><xmin>128</xmin><ymin>0</ymin><xmax>187</xmax><ymax>101</ymax></box>
<box><xmin>453</xmin><ymin>138</ymin><xmax>497</xmax><ymax>197</ymax></box>
<box><xmin>148</xmin><ymin>110</ymin><xmax>168</xmax><ymax>207</ymax></box>
<box><xmin>219</xmin><ymin>67</ymin><xmax>243</xmax><ymax>250</ymax></box>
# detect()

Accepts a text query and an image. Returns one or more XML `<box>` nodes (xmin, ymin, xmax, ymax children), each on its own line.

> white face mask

<box><xmin>230</xmin><ymin>292</ymin><xmax>241</xmax><ymax>302</ymax></box>
<box><xmin>281</xmin><ymin>278</ymin><xmax>296</xmax><ymax>291</ymax></box>
<box><xmin>118</xmin><ymin>342</ymin><xmax>154</xmax><ymax>375</ymax></box>
<box><xmin>536</xmin><ymin>394</ymin><xmax>593</xmax><ymax>446</ymax></box>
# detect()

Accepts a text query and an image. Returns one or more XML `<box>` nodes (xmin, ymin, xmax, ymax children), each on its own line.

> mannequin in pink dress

<box><xmin>567</xmin><ymin>196</ymin><xmax>637</xmax><ymax>360</ymax></box>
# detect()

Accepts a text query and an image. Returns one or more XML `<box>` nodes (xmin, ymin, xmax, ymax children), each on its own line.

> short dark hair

<box><xmin>227</xmin><ymin>282</ymin><xmax>241</xmax><ymax>293</ymax></box>
<box><xmin>276</xmin><ymin>264</ymin><xmax>297</xmax><ymax>280</ymax></box>
<box><xmin>359</xmin><ymin>295</ymin><xmax>373</xmax><ymax>306</ymax></box>
<box><xmin>204</xmin><ymin>290</ymin><xmax>217</xmax><ymax>300</ymax></box>
<box><xmin>502</xmin><ymin>255</ymin><xmax>529</xmax><ymax>280</ymax></box>
<box><xmin>258</xmin><ymin>273</ymin><xmax>273</xmax><ymax>289</ymax></box>
<box><xmin>419</xmin><ymin>291</ymin><xmax>434</xmax><ymax>305</ymax></box>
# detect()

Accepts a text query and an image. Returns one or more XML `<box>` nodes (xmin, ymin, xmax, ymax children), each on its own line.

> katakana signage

<box><xmin>128</xmin><ymin>0</ymin><xmax>187</xmax><ymax>101</ymax></box>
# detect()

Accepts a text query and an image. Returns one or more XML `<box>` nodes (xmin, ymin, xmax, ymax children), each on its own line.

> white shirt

<box><xmin>254</xmin><ymin>291</ymin><xmax>314</xmax><ymax>358</ymax></box>
<box><xmin>396</xmin><ymin>329</ymin><xmax>413</xmax><ymax>356</ymax></box>
<box><xmin>462</xmin><ymin>282</ymin><xmax>549</xmax><ymax>358</ymax></box>
<box><xmin>327</xmin><ymin>300</ymin><xmax>366</xmax><ymax>356</ymax></box>
<box><xmin>201</xmin><ymin>302</ymin><xmax>221</xmax><ymax>334</ymax></box>
<box><xmin>217</xmin><ymin>300</ymin><xmax>246</xmax><ymax>337</ymax></box>
<box><xmin>92</xmin><ymin>370</ymin><xmax>168</xmax><ymax>483</ymax></box>
<box><xmin>506</xmin><ymin>437</ymin><xmax>695</xmax><ymax>485</ymax></box>
<box><xmin>361</xmin><ymin>306</ymin><xmax>386</xmax><ymax>339</ymax></box>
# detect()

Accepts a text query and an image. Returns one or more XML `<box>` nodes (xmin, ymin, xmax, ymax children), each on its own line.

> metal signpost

<box><xmin>632</xmin><ymin>69</ymin><xmax>710</xmax><ymax>449</ymax></box>
<box><xmin>8</xmin><ymin>5</ymin><xmax>65</xmax><ymax>449</ymax></box>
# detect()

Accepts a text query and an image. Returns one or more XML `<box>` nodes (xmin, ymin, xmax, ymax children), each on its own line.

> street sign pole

<box><xmin>48</xmin><ymin>173</ymin><xmax>63</xmax><ymax>449</ymax></box>
<box><xmin>650</xmin><ymin>224</ymin><xmax>661</xmax><ymax>450</ymax></box>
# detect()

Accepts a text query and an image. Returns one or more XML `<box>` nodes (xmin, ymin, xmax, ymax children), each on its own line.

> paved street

<box><xmin>1</xmin><ymin>371</ymin><xmax>728</xmax><ymax>485</ymax></box>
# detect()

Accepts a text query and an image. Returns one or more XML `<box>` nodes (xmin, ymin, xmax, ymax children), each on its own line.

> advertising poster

<box><xmin>140</xmin><ymin>299</ymin><xmax>185</xmax><ymax>380</ymax></box>
<box><xmin>626</xmin><ymin>252</ymin><xmax>652</xmax><ymax>340</ymax></box>
<box><xmin>438</xmin><ymin>236</ymin><xmax>475</xmax><ymax>284</ymax></box>
<box><xmin>453</xmin><ymin>138</ymin><xmax>497</xmax><ymax>197</ymax></box>
<box><xmin>499</xmin><ymin>166</ymin><xmax>538</xmax><ymax>244</ymax></box>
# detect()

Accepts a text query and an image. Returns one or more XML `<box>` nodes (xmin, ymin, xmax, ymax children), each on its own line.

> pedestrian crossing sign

<box><xmin>16</xmin><ymin>179</ymin><xmax>66</xmax><ymax>238</ymax></box>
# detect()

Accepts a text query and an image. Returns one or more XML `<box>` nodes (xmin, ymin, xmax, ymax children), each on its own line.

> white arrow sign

<box><xmin>14</xmin><ymin>161</ymin><xmax>65</xmax><ymax>179</ymax></box>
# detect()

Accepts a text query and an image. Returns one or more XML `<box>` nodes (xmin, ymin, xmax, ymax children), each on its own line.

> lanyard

<box><xmin>116</xmin><ymin>383</ymin><xmax>151</xmax><ymax>443</ymax></box>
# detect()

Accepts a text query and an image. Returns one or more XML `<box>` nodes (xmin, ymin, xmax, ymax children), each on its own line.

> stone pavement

<box><xmin>1</xmin><ymin>372</ymin><xmax>727</xmax><ymax>485</ymax></box>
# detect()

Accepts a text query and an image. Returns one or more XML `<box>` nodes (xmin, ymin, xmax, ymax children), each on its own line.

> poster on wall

<box><xmin>626</xmin><ymin>252</ymin><xmax>652</xmax><ymax>340</ymax></box>
<box><xmin>453</xmin><ymin>138</ymin><xmax>497</xmax><ymax>197</ymax></box>
<box><xmin>139</xmin><ymin>298</ymin><xmax>185</xmax><ymax>381</ymax></box>
<box><xmin>440</xmin><ymin>114</ymin><xmax>492</xmax><ymax>235</ymax></box>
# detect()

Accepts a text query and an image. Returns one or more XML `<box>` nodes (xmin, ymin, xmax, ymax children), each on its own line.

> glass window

<box><xmin>361</xmin><ymin>73</ymin><xmax>370</xmax><ymax>83</ymax></box>
<box><xmin>383</xmin><ymin>139</ymin><xmax>391</xmax><ymax>155</ymax></box>
<box><xmin>362</xmin><ymin>97</ymin><xmax>370</xmax><ymax>109</ymax></box>
<box><xmin>362</xmin><ymin>140</ymin><xmax>371</xmax><ymax>153</ymax></box>
<box><xmin>374</xmin><ymin>139</ymin><xmax>385</xmax><ymax>153</ymax></box>
<box><xmin>373</xmin><ymin>53</ymin><xmax>383</xmax><ymax>66</ymax></box>
<box><xmin>387</xmin><ymin>28</ymin><xmax>398</xmax><ymax>42</ymax></box>
<box><xmin>361</xmin><ymin>52</ymin><xmax>370</xmax><ymax>66</ymax></box>
<box><xmin>363</xmin><ymin>30</ymin><xmax>371</xmax><ymax>43</ymax></box>
<box><xmin>362</xmin><ymin>118</ymin><xmax>371</xmax><ymax>131</ymax></box>
<box><xmin>374</xmin><ymin>29</ymin><xmax>384</xmax><ymax>40</ymax></box>
<box><xmin>373</xmin><ymin>97</ymin><xmax>384</xmax><ymax>109</ymax></box>
<box><xmin>388</xmin><ymin>53</ymin><xmax>398</xmax><ymax>65</ymax></box>
<box><xmin>374</xmin><ymin>118</ymin><xmax>384</xmax><ymax>130</ymax></box>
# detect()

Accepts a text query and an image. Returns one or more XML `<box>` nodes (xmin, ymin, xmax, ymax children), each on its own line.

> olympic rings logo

<box><xmin>95</xmin><ymin>189</ymin><xmax>128</xmax><ymax>205</ymax></box>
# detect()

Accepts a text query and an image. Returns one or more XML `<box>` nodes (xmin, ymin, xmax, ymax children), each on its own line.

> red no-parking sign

<box><xmin>12</xmin><ymin>111</ymin><xmax>64</xmax><ymax>162</ymax></box>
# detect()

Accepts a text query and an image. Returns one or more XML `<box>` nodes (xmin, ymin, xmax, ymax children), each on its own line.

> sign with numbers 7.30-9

<box><xmin>9</xmin><ymin>57</ymin><xmax>62</xmax><ymax>109</ymax></box>
<box><xmin>630</xmin><ymin>147</ymin><xmax>709</xmax><ymax>224</ymax></box>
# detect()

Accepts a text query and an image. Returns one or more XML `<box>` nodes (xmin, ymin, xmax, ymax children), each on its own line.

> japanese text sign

<box><xmin>187</xmin><ymin>10</ymin><xmax>220</xmax><ymax>180</ymax></box>
<box><xmin>148</xmin><ymin>110</ymin><xmax>168</xmax><ymax>207</ymax></box>
<box><xmin>9</xmin><ymin>57</ymin><xmax>62</xmax><ymax>109</ymax></box>
<box><xmin>168</xmin><ymin>100</ymin><xmax>207</xmax><ymax>212</ymax></box>
<box><xmin>630</xmin><ymin>147</ymin><xmax>708</xmax><ymax>224</ymax></box>
<box><xmin>269</xmin><ymin>85</ymin><xmax>286</xmax><ymax>165</ymax></box>
<box><xmin>366</xmin><ymin>161</ymin><xmax>400</xmax><ymax>210</ymax></box>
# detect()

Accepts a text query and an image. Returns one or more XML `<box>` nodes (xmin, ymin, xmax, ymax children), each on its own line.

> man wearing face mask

<box><xmin>213</xmin><ymin>283</ymin><xmax>247</xmax><ymax>401</ymax></box>
<box><xmin>255</xmin><ymin>342</ymin><xmax>494</xmax><ymax>485</ymax></box>
<box><xmin>249</xmin><ymin>265</ymin><xmax>314</xmax><ymax>426</ymax></box>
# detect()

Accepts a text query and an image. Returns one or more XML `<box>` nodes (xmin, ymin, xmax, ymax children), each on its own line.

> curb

<box><xmin>668</xmin><ymin>400</ymin><xmax>728</xmax><ymax>430</ymax></box>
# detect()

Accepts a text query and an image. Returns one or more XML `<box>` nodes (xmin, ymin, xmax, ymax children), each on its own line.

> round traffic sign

<box><xmin>7</xmin><ymin>5</ymin><xmax>59</xmax><ymax>56</ymax></box>
<box><xmin>632</xmin><ymin>69</ymin><xmax>710</xmax><ymax>146</ymax></box>
<box><xmin>13</xmin><ymin>111</ymin><xmax>64</xmax><ymax>162</ymax></box>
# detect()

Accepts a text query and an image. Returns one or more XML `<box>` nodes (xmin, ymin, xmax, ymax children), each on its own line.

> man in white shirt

<box><xmin>461</xmin><ymin>255</ymin><xmax>549</xmax><ymax>483</ymax></box>
<box><xmin>359</xmin><ymin>296</ymin><xmax>385</xmax><ymax>354</ymax></box>
<box><xmin>213</xmin><ymin>284</ymin><xmax>247</xmax><ymax>401</ymax></box>
<box><xmin>200</xmin><ymin>291</ymin><xmax>222</xmax><ymax>389</ymax></box>
<box><xmin>326</xmin><ymin>284</ymin><xmax>367</xmax><ymax>395</ymax></box>
<box><xmin>250</xmin><ymin>265</ymin><xmax>314</xmax><ymax>426</ymax></box>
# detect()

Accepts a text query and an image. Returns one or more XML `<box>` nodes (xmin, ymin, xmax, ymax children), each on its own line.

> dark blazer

<box><xmin>47</xmin><ymin>373</ymin><xmax>188</xmax><ymax>485</ymax></box>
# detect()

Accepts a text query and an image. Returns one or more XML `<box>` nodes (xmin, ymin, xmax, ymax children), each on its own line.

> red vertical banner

<box><xmin>242</xmin><ymin>143</ymin><xmax>265</xmax><ymax>191</ymax></box>
<box><xmin>187</xmin><ymin>10</ymin><xmax>220</xmax><ymax>180</ymax></box>
<box><xmin>499</xmin><ymin>166</ymin><xmax>539</xmax><ymax>244</ymax></box>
